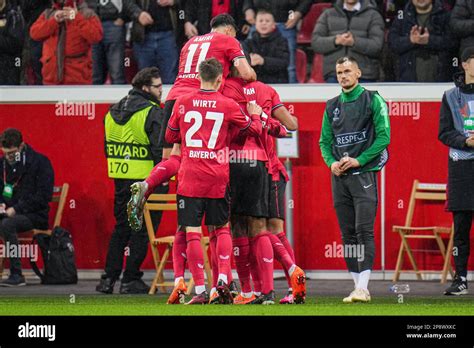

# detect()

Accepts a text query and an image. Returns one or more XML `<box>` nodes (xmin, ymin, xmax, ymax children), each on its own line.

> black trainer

<box><xmin>95</xmin><ymin>277</ymin><xmax>116</xmax><ymax>294</ymax></box>
<box><xmin>250</xmin><ymin>291</ymin><xmax>275</xmax><ymax>305</ymax></box>
<box><xmin>444</xmin><ymin>274</ymin><xmax>468</xmax><ymax>296</ymax></box>
<box><xmin>216</xmin><ymin>280</ymin><xmax>234</xmax><ymax>304</ymax></box>
<box><xmin>0</xmin><ymin>274</ymin><xmax>26</xmax><ymax>287</ymax></box>
<box><xmin>229</xmin><ymin>280</ymin><xmax>239</xmax><ymax>298</ymax></box>
<box><xmin>119</xmin><ymin>279</ymin><xmax>150</xmax><ymax>294</ymax></box>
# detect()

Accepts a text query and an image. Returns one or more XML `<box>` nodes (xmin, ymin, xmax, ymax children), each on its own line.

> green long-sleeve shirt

<box><xmin>319</xmin><ymin>84</ymin><xmax>390</xmax><ymax>172</ymax></box>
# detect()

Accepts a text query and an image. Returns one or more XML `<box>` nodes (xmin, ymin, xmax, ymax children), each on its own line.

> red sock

<box><xmin>277</xmin><ymin>232</ymin><xmax>295</xmax><ymax>262</ymax></box>
<box><xmin>172</xmin><ymin>229</ymin><xmax>187</xmax><ymax>279</ymax></box>
<box><xmin>249</xmin><ymin>237</ymin><xmax>261</xmax><ymax>293</ymax></box>
<box><xmin>233</xmin><ymin>236</ymin><xmax>252</xmax><ymax>293</ymax></box>
<box><xmin>186</xmin><ymin>232</ymin><xmax>205</xmax><ymax>287</ymax></box>
<box><xmin>209</xmin><ymin>231</ymin><xmax>219</xmax><ymax>288</ymax></box>
<box><xmin>268</xmin><ymin>233</ymin><xmax>294</xmax><ymax>271</ymax></box>
<box><xmin>215</xmin><ymin>226</ymin><xmax>232</xmax><ymax>284</ymax></box>
<box><xmin>277</xmin><ymin>231</ymin><xmax>295</xmax><ymax>288</ymax></box>
<box><xmin>255</xmin><ymin>232</ymin><xmax>274</xmax><ymax>294</ymax></box>
<box><xmin>145</xmin><ymin>155</ymin><xmax>181</xmax><ymax>196</ymax></box>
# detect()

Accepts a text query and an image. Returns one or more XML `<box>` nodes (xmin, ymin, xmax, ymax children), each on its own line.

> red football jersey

<box><xmin>166</xmin><ymin>32</ymin><xmax>246</xmax><ymax>102</ymax></box>
<box><xmin>165</xmin><ymin>89</ymin><xmax>262</xmax><ymax>198</ymax></box>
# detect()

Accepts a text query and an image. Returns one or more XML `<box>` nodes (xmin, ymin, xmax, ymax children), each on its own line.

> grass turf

<box><xmin>0</xmin><ymin>295</ymin><xmax>473</xmax><ymax>316</ymax></box>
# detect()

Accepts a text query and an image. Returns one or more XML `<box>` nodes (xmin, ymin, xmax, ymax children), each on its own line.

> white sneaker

<box><xmin>352</xmin><ymin>288</ymin><xmax>371</xmax><ymax>303</ymax></box>
<box><xmin>343</xmin><ymin>289</ymin><xmax>357</xmax><ymax>303</ymax></box>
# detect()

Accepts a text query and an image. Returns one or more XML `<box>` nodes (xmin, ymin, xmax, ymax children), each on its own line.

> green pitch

<box><xmin>0</xmin><ymin>296</ymin><xmax>473</xmax><ymax>316</ymax></box>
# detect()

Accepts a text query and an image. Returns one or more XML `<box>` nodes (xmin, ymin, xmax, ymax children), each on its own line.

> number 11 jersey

<box><xmin>166</xmin><ymin>32</ymin><xmax>246</xmax><ymax>102</ymax></box>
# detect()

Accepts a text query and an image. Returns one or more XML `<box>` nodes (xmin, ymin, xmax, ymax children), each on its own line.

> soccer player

<box><xmin>165</xmin><ymin>58</ymin><xmax>263</xmax><ymax>305</ymax></box>
<box><xmin>222</xmin><ymin>74</ymin><xmax>306</xmax><ymax>304</ymax></box>
<box><xmin>128</xmin><ymin>13</ymin><xmax>256</xmax><ymax>230</ymax></box>
<box><xmin>319</xmin><ymin>56</ymin><xmax>390</xmax><ymax>303</ymax></box>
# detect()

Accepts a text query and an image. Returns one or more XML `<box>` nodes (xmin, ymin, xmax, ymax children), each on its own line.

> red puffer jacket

<box><xmin>30</xmin><ymin>2</ymin><xmax>103</xmax><ymax>85</ymax></box>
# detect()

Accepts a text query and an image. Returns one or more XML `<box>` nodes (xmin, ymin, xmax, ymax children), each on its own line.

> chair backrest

<box><xmin>404</xmin><ymin>180</ymin><xmax>447</xmax><ymax>227</ymax></box>
<box><xmin>52</xmin><ymin>183</ymin><xmax>69</xmax><ymax>228</ymax></box>
<box><xmin>296</xmin><ymin>49</ymin><xmax>307</xmax><ymax>83</ymax></box>
<box><xmin>297</xmin><ymin>3</ymin><xmax>332</xmax><ymax>44</ymax></box>
<box><xmin>308</xmin><ymin>53</ymin><xmax>325</xmax><ymax>83</ymax></box>
<box><xmin>145</xmin><ymin>194</ymin><xmax>178</xmax><ymax>212</ymax></box>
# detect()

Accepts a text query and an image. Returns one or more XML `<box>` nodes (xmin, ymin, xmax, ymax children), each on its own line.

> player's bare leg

<box><xmin>268</xmin><ymin>218</ymin><xmax>306</xmax><ymax>304</ymax></box>
<box><xmin>127</xmin><ymin>144</ymin><xmax>181</xmax><ymax>231</ymax></box>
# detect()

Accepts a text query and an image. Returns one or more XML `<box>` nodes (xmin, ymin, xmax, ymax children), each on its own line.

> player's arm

<box><xmin>231</xmin><ymin>102</ymin><xmax>262</xmax><ymax>137</ymax></box>
<box><xmin>272</xmin><ymin>105</ymin><xmax>298</xmax><ymax>131</ymax></box>
<box><xmin>355</xmin><ymin>93</ymin><xmax>391</xmax><ymax>167</ymax></box>
<box><xmin>319</xmin><ymin>109</ymin><xmax>338</xmax><ymax>168</ymax></box>
<box><xmin>234</xmin><ymin>57</ymin><xmax>257</xmax><ymax>82</ymax></box>
<box><xmin>265</xmin><ymin>116</ymin><xmax>288</xmax><ymax>138</ymax></box>
<box><xmin>165</xmin><ymin>103</ymin><xmax>182</xmax><ymax>144</ymax></box>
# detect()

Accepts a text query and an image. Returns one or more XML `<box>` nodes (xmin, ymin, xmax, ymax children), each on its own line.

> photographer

<box><xmin>0</xmin><ymin>128</ymin><xmax>54</xmax><ymax>287</ymax></box>
<box><xmin>29</xmin><ymin>0</ymin><xmax>103</xmax><ymax>85</ymax></box>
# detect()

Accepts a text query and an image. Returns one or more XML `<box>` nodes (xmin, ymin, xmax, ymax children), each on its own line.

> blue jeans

<box><xmin>249</xmin><ymin>24</ymin><xmax>297</xmax><ymax>83</ymax></box>
<box><xmin>133</xmin><ymin>30</ymin><xmax>178</xmax><ymax>84</ymax></box>
<box><xmin>93</xmin><ymin>21</ymin><xmax>126</xmax><ymax>84</ymax></box>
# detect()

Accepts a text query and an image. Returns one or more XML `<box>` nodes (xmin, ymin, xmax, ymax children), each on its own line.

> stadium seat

<box><xmin>392</xmin><ymin>180</ymin><xmax>454</xmax><ymax>283</ymax></box>
<box><xmin>296</xmin><ymin>49</ymin><xmax>308</xmax><ymax>83</ymax></box>
<box><xmin>307</xmin><ymin>54</ymin><xmax>325</xmax><ymax>83</ymax></box>
<box><xmin>143</xmin><ymin>193</ymin><xmax>212</xmax><ymax>295</ymax></box>
<box><xmin>0</xmin><ymin>183</ymin><xmax>69</xmax><ymax>280</ymax></box>
<box><xmin>297</xmin><ymin>3</ymin><xmax>332</xmax><ymax>45</ymax></box>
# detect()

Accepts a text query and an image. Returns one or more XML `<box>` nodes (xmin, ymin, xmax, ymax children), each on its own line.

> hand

<box><xmin>418</xmin><ymin>27</ymin><xmax>429</xmax><ymax>45</ymax></box>
<box><xmin>5</xmin><ymin>207</ymin><xmax>15</xmax><ymax>218</ymax></box>
<box><xmin>0</xmin><ymin>203</ymin><xmax>6</xmax><ymax>214</ymax></box>
<box><xmin>331</xmin><ymin>161</ymin><xmax>343</xmax><ymax>176</ymax></box>
<box><xmin>250</xmin><ymin>53</ymin><xmax>264</xmax><ymax>66</ymax></box>
<box><xmin>410</xmin><ymin>25</ymin><xmax>421</xmax><ymax>44</ymax></box>
<box><xmin>285</xmin><ymin>11</ymin><xmax>302</xmax><ymax>29</ymax></box>
<box><xmin>138</xmin><ymin>11</ymin><xmax>154</xmax><ymax>26</ymax></box>
<box><xmin>247</xmin><ymin>102</ymin><xmax>262</xmax><ymax>116</ymax></box>
<box><xmin>466</xmin><ymin>136</ymin><xmax>474</xmax><ymax>147</ymax></box>
<box><xmin>342</xmin><ymin>32</ymin><xmax>354</xmax><ymax>46</ymax></box>
<box><xmin>158</xmin><ymin>0</ymin><xmax>174</xmax><ymax>6</ymax></box>
<box><xmin>245</xmin><ymin>8</ymin><xmax>256</xmax><ymax>25</ymax></box>
<box><xmin>114</xmin><ymin>18</ymin><xmax>125</xmax><ymax>26</ymax></box>
<box><xmin>241</xmin><ymin>24</ymin><xmax>250</xmax><ymax>35</ymax></box>
<box><xmin>53</xmin><ymin>10</ymin><xmax>67</xmax><ymax>23</ymax></box>
<box><xmin>63</xmin><ymin>6</ymin><xmax>77</xmax><ymax>21</ymax></box>
<box><xmin>339</xmin><ymin>157</ymin><xmax>360</xmax><ymax>172</ymax></box>
<box><xmin>184</xmin><ymin>22</ymin><xmax>198</xmax><ymax>38</ymax></box>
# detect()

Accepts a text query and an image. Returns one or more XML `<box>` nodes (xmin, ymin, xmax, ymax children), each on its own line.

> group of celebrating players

<box><xmin>126</xmin><ymin>13</ymin><xmax>306</xmax><ymax>305</ymax></box>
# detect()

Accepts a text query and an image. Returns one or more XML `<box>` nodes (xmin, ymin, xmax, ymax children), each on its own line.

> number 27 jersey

<box><xmin>166</xmin><ymin>90</ymin><xmax>261</xmax><ymax>199</ymax></box>
<box><xmin>166</xmin><ymin>32</ymin><xmax>246</xmax><ymax>102</ymax></box>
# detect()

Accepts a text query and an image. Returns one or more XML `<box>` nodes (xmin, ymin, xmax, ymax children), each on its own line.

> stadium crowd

<box><xmin>0</xmin><ymin>0</ymin><xmax>471</xmax><ymax>85</ymax></box>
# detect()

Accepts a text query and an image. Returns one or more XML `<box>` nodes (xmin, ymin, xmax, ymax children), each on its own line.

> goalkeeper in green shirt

<box><xmin>319</xmin><ymin>56</ymin><xmax>390</xmax><ymax>303</ymax></box>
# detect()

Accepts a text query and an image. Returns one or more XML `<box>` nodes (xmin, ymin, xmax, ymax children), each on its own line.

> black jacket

<box><xmin>184</xmin><ymin>0</ymin><xmax>246</xmax><ymax>38</ymax></box>
<box><xmin>108</xmin><ymin>88</ymin><xmax>164</xmax><ymax>165</ymax></box>
<box><xmin>0</xmin><ymin>2</ymin><xmax>25</xmax><ymax>85</ymax></box>
<box><xmin>0</xmin><ymin>145</ymin><xmax>54</xmax><ymax>229</ymax></box>
<box><xmin>450</xmin><ymin>0</ymin><xmax>474</xmax><ymax>57</ymax></box>
<box><xmin>388</xmin><ymin>0</ymin><xmax>457</xmax><ymax>82</ymax></box>
<box><xmin>85</xmin><ymin>0</ymin><xmax>142</xmax><ymax>22</ymax></box>
<box><xmin>243</xmin><ymin>29</ymin><xmax>289</xmax><ymax>83</ymax></box>
<box><xmin>243</xmin><ymin>0</ymin><xmax>312</xmax><ymax>23</ymax></box>
<box><xmin>438</xmin><ymin>72</ymin><xmax>474</xmax><ymax>150</ymax></box>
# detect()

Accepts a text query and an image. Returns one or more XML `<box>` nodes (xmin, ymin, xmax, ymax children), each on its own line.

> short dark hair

<box><xmin>256</xmin><ymin>9</ymin><xmax>274</xmax><ymax>19</ymax></box>
<box><xmin>461</xmin><ymin>46</ymin><xmax>474</xmax><ymax>63</ymax></box>
<box><xmin>132</xmin><ymin>67</ymin><xmax>161</xmax><ymax>89</ymax></box>
<box><xmin>336</xmin><ymin>56</ymin><xmax>359</xmax><ymax>66</ymax></box>
<box><xmin>210</xmin><ymin>13</ymin><xmax>238</xmax><ymax>32</ymax></box>
<box><xmin>199</xmin><ymin>58</ymin><xmax>223</xmax><ymax>82</ymax></box>
<box><xmin>0</xmin><ymin>128</ymin><xmax>23</xmax><ymax>148</ymax></box>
